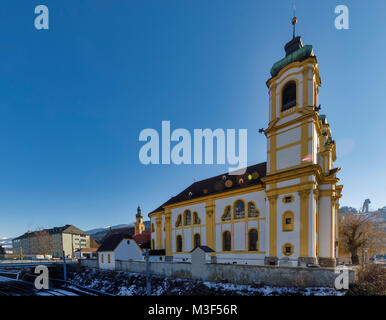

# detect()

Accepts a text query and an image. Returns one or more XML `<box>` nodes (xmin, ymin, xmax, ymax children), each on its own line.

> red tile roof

<box><xmin>133</xmin><ymin>230</ymin><xmax>151</xmax><ymax>247</ymax></box>
<box><xmin>78</xmin><ymin>248</ymin><xmax>98</xmax><ymax>253</ymax></box>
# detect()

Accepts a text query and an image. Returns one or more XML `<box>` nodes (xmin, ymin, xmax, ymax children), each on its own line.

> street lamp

<box><xmin>364</xmin><ymin>248</ymin><xmax>369</xmax><ymax>265</ymax></box>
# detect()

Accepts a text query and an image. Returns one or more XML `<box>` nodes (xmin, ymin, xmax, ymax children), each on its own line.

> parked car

<box><xmin>375</xmin><ymin>254</ymin><xmax>386</xmax><ymax>264</ymax></box>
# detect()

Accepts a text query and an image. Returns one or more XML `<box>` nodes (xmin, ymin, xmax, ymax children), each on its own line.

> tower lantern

<box><xmin>134</xmin><ymin>206</ymin><xmax>145</xmax><ymax>236</ymax></box>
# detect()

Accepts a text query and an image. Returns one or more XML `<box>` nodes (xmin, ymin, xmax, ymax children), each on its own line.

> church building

<box><xmin>149</xmin><ymin>19</ymin><xmax>343</xmax><ymax>267</ymax></box>
<box><xmin>134</xmin><ymin>206</ymin><xmax>146</xmax><ymax>236</ymax></box>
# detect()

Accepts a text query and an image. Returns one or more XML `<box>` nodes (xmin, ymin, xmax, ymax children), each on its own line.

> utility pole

<box><xmin>62</xmin><ymin>250</ymin><xmax>67</xmax><ymax>282</ymax></box>
<box><xmin>144</xmin><ymin>250</ymin><xmax>151</xmax><ymax>295</ymax></box>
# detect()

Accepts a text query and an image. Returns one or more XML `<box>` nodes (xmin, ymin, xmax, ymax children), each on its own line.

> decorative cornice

<box><xmin>298</xmin><ymin>189</ymin><xmax>311</xmax><ymax>200</ymax></box>
<box><xmin>267</xmin><ymin>194</ymin><xmax>279</xmax><ymax>204</ymax></box>
<box><xmin>262</xmin><ymin>164</ymin><xmax>319</xmax><ymax>184</ymax></box>
<box><xmin>264</xmin><ymin>118</ymin><xmax>280</xmax><ymax>135</ymax></box>
<box><xmin>206</xmin><ymin>209</ymin><xmax>214</xmax><ymax>218</ymax></box>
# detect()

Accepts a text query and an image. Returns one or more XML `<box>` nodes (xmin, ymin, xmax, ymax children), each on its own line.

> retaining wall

<box><xmin>80</xmin><ymin>259</ymin><xmax>98</xmax><ymax>269</ymax></box>
<box><xmin>80</xmin><ymin>258</ymin><xmax>354</xmax><ymax>288</ymax></box>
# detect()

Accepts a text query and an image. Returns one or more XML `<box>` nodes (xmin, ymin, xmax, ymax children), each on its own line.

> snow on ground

<box><xmin>68</xmin><ymin>268</ymin><xmax>346</xmax><ymax>296</ymax></box>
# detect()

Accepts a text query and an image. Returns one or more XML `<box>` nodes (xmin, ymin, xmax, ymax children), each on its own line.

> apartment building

<box><xmin>12</xmin><ymin>225</ymin><xmax>90</xmax><ymax>258</ymax></box>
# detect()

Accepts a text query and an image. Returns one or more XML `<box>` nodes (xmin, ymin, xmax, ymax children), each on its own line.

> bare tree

<box><xmin>340</xmin><ymin>206</ymin><xmax>358</xmax><ymax>214</ymax></box>
<box><xmin>339</xmin><ymin>211</ymin><xmax>386</xmax><ymax>265</ymax></box>
<box><xmin>32</xmin><ymin>229</ymin><xmax>54</xmax><ymax>256</ymax></box>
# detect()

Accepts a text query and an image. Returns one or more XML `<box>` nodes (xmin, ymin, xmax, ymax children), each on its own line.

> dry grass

<box><xmin>347</xmin><ymin>264</ymin><xmax>386</xmax><ymax>296</ymax></box>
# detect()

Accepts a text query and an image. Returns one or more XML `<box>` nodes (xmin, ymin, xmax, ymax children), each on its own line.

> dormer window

<box><xmin>282</xmin><ymin>81</ymin><xmax>297</xmax><ymax>111</ymax></box>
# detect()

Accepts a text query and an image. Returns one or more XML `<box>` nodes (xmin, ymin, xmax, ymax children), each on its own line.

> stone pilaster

<box><xmin>164</xmin><ymin>210</ymin><xmax>172</xmax><ymax>257</ymax></box>
<box><xmin>267</xmin><ymin>195</ymin><xmax>279</xmax><ymax>264</ymax></box>
<box><xmin>155</xmin><ymin>216</ymin><xmax>162</xmax><ymax>250</ymax></box>
<box><xmin>298</xmin><ymin>189</ymin><xmax>318</xmax><ymax>266</ymax></box>
<box><xmin>205</xmin><ymin>200</ymin><xmax>216</xmax><ymax>251</ymax></box>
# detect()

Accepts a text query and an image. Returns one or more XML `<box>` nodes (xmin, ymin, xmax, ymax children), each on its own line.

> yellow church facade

<box><xmin>149</xmin><ymin>29</ymin><xmax>342</xmax><ymax>267</ymax></box>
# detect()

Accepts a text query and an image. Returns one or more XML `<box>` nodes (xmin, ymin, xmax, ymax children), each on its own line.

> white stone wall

<box><xmin>215</xmin><ymin>253</ymin><xmax>266</xmax><ymax>265</ymax></box>
<box><xmin>276</xmin><ymin>144</ymin><xmax>301</xmax><ymax>170</ymax></box>
<box><xmin>98</xmin><ymin>251</ymin><xmax>115</xmax><ymax>270</ymax></box>
<box><xmin>276</xmin><ymin>126</ymin><xmax>301</xmax><ymax>149</ymax></box>
<box><xmin>115</xmin><ymin>239</ymin><xmax>144</xmax><ymax>262</ymax></box>
<box><xmin>85</xmin><ymin>259</ymin><xmax>355</xmax><ymax>288</ymax></box>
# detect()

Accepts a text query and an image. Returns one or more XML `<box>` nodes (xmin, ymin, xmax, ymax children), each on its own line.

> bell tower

<box><xmin>265</xmin><ymin>18</ymin><xmax>321</xmax><ymax>175</ymax></box>
<box><xmin>134</xmin><ymin>206</ymin><xmax>145</xmax><ymax>236</ymax></box>
<box><xmin>262</xmin><ymin>16</ymin><xmax>342</xmax><ymax>267</ymax></box>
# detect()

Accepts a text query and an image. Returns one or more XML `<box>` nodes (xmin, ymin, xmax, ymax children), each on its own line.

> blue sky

<box><xmin>1</xmin><ymin>0</ymin><xmax>385</xmax><ymax>238</ymax></box>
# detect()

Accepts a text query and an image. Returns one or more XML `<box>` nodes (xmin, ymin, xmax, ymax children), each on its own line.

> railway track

<box><xmin>0</xmin><ymin>275</ymin><xmax>95</xmax><ymax>296</ymax></box>
<box><xmin>0</xmin><ymin>276</ymin><xmax>39</xmax><ymax>296</ymax></box>
<box><xmin>0</xmin><ymin>272</ymin><xmax>113</xmax><ymax>296</ymax></box>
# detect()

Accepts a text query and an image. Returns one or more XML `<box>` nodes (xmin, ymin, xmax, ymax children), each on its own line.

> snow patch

<box><xmin>67</xmin><ymin>268</ymin><xmax>346</xmax><ymax>296</ymax></box>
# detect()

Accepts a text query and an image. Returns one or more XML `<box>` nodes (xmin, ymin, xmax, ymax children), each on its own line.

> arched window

<box><xmin>151</xmin><ymin>239</ymin><xmax>155</xmax><ymax>250</ymax></box>
<box><xmin>248</xmin><ymin>229</ymin><xmax>258</xmax><ymax>251</ymax></box>
<box><xmin>282</xmin><ymin>81</ymin><xmax>297</xmax><ymax>111</ymax></box>
<box><xmin>247</xmin><ymin>202</ymin><xmax>260</xmax><ymax>218</ymax></box>
<box><xmin>222</xmin><ymin>206</ymin><xmax>231</xmax><ymax>221</ymax></box>
<box><xmin>222</xmin><ymin>231</ymin><xmax>231</xmax><ymax>251</ymax></box>
<box><xmin>175</xmin><ymin>215</ymin><xmax>182</xmax><ymax>227</ymax></box>
<box><xmin>234</xmin><ymin>200</ymin><xmax>245</xmax><ymax>219</ymax></box>
<box><xmin>282</xmin><ymin>211</ymin><xmax>295</xmax><ymax>232</ymax></box>
<box><xmin>151</xmin><ymin>223</ymin><xmax>155</xmax><ymax>233</ymax></box>
<box><xmin>184</xmin><ymin>210</ymin><xmax>191</xmax><ymax>225</ymax></box>
<box><xmin>176</xmin><ymin>235</ymin><xmax>183</xmax><ymax>252</ymax></box>
<box><xmin>193</xmin><ymin>234</ymin><xmax>201</xmax><ymax>249</ymax></box>
<box><xmin>193</xmin><ymin>212</ymin><xmax>201</xmax><ymax>225</ymax></box>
